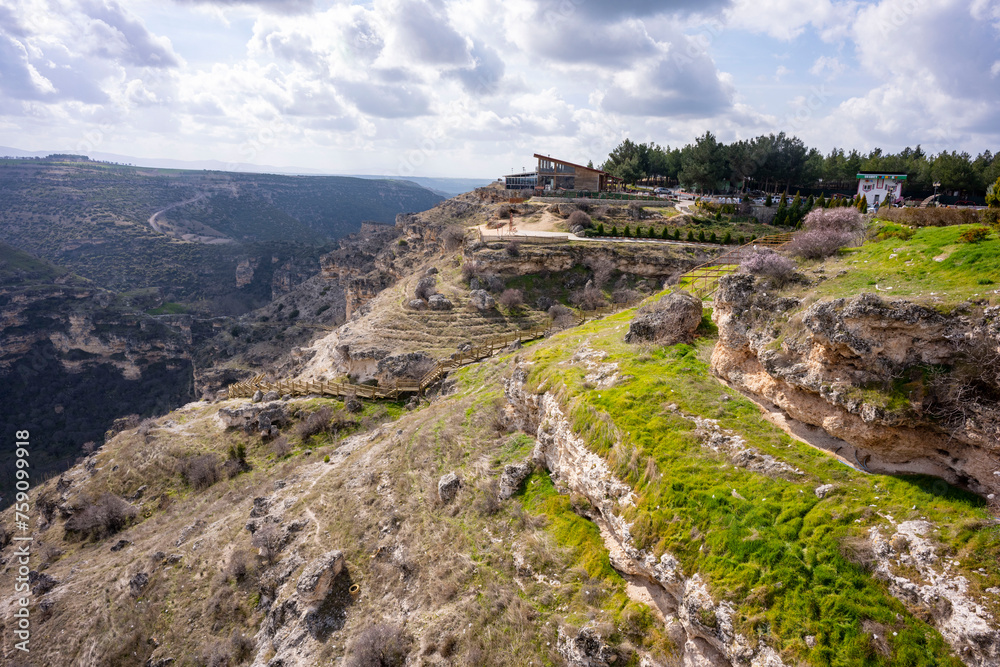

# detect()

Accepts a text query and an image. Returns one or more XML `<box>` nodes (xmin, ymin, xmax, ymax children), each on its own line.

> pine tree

<box><xmin>596</xmin><ymin>223</ymin><xmax>605</xmax><ymax>236</ymax></box>
<box><xmin>789</xmin><ymin>191</ymin><xmax>803</xmax><ymax>226</ymax></box>
<box><xmin>765</xmin><ymin>194</ymin><xmax>773</xmax><ymax>207</ymax></box>
<box><xmin>661</xmin><ymin>226</ymin><xmax>670</xmax><ymax>239</ymax></box>
<box><xmin>698</xmin><ymin>229</ymin><xmax>706</xmax><ymax>242</ymax></box>
<box><xmin>775</xmin><ymin>194</ymin><xmax>788</xmax><ymax>226</ymax></box>
<box><xmin>610</xmin><ymin>225</ymin><xmax>618</xmax><ymax>236</ymax></box>
<box><xmin>738</xmin><ymin>234</ymin><xmax>745</xmax><ymax>244</ymax></box>
<box><xmin>857</xmin><ymin>196</ymin><xmax>868</xmax><ymax>213</ymax></box>
<box><xmin>687</xmin><ymin>229</ymin><xmax>695</xmax><ymax>241</ymax></box>
<box><xmin>673</xmin><ymin>228</ymin><xmax>681</xmax><ymax>240</ymax></box>
<box><xmin>623</xmin><ymin>225</ymin><xmax>632</xmax><ymax>237</ymax></box>
<box><xmin>723</xmin><ymin>231</ymin><xmax>732</xmax><ymax>244</ymax></box>
<box><xmin>710</xmin><ymin>231</ymin><xmax>718</xmax><ymax>243</ymax></box>
<box><xmin>805</xmin><ymin>194</ymin><xmax>815</xmax><ymax>210</ymax></box>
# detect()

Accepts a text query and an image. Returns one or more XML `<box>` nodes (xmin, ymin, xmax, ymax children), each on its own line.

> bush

<box><xmin>441</xmin><ymin>227</ymin><xmax>465</xmax><ymax>251</ymax></box>
<box><xmin>879</xmin><ymin>207</ymin><xmax>980</xmax><ymax>228</ymax></box>
<box><xmin>346</xmin><ymin>624</ymin><xmax>412</xmax><ymax>667</ymax></box>
<box><xmin>297</xmin><ymin>406</ymin><xmax>333</xmax><ymax>439</ymax></box>
<box><xmin>567</xmin><ymin>210</ymin><xmax>592</xmax><ymax>229</ymax></box>
<box><xmin>460</xmin><ymin>259</ymin><xmax>481</xmax><ymax>283</ymax></box>
<box><xmin>225</xmin><ymin>548</ymin><xmax>255</xmax><ymax>584</ymax></box>
<box><xmin>586</xmin><ymin>256</ymin><xmax>615</xmax><ymax>286</ymax></box>
<box><xmin>785</xmin><ymin>207</ymin><xmax>866</xmax><ymax>259</ymax></box>
<box><xmin>548</xmin><ymin>304</ymin><xmax>576</xmax><ymax>329</ymax></box>
<box><xmin>739</xmin><ymin>248</ymin><xmax>797</xmax><ymax>287</ymax></box>
<box><xmin>872</xmin><ymin>223</ymin><xmax>915</xmax><ymax>242</ymax></box>
<box><xmin>611</xmin><ymin>288</ymin><xmax>641</xmax><ymax>304</ymax></box>
<box><xmin>505</xmin><ymin>241</ymin><xmax>520</xmax><ymax>257</ymax></box>
<box><xmin>183</xmin><ymin>454</ymin><xmax>222</xmax><ymax>490</ymax></box>
<box><xmin>251</xmin><ymin>524</ymin><xmax>284</xmax><ymax>565</ymax></box>
<box><xmin>414</xmin><ymin>275</ymin><xmax>436</xmax><ymax>300</ymax></box>
<box><xmin>958</xmin><ymin>226</ymin><xmax>990</xmax><ymax>243</ymax></box>
<box><xmin>571</xmin><ymin>285</ymin><xmax>608</xmax><ymax>311</ymax></box>
<box><xmin>224</xmin><ymin>443</ymin><xmax>249</xmax><ymax>479</ymax></box>
<box><xmin>270</xmin><ymin>435</ymin><xmax>292</xmax><ymax>458</ymax></box>
<box><xmin>65</xmin><ymin>493</ymin><xmax>137</xmax><ymax>540</ymax></box>
<box><xmin>497</xmin><ymin>288</ymin><xmax>524</xmax><ymax>310</ymax></box>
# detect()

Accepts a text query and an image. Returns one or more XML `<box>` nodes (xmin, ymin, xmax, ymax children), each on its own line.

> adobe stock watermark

<box><xmin>10</xmin><ymin>429</ymin><xmax>33</xmax><ymax>653</ymax></box>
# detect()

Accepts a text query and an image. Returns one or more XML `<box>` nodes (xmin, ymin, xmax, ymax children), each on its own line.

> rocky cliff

<box><xmin>711</xmin><ymin>273</ymin><xmax>1000</xmax><ymax>499</ymax></box>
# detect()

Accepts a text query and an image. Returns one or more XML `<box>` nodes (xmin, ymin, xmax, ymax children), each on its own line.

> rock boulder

<box><xmin>624</xmin><ymin>290</ymin><xmax>703</xmax><ymax>345</ymax></box>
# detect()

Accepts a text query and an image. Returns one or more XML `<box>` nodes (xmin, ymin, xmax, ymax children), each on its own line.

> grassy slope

<box><xmin>793</xmin><ymin>222</ymin><xmax>1000</xmax><ymax>307</ymax></box>
<box><xmin>517</xmin><ymin>308</ymin><xmax>999</xmax><ymax>666</ymax></box>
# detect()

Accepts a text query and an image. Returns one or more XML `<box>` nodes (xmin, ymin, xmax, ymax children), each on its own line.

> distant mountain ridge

<box><xmin>0</xmin><ymin>146</ymin><xmax>492</xmax><ymax>197</ymax></box>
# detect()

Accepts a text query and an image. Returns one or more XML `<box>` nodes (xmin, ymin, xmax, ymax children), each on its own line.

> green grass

<box><xmin>515</xmin><ymin>313</ymin><xmax>997</xmax><ymax>666</ymax></box>
<box><xmin>148</xmin><ymin>302</ymin><xmax>188</xmax><ymax>315</ymax></box>
<box><xmin>802</xmin><ymin>223</ymin><xmax>1000</xmax><ymax>306</ymax></box>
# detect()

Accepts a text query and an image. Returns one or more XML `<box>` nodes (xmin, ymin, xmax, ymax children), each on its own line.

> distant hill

<box><xmin>0</xmin><ymin>157</ymin><xmax>442</xmax><ymax>307</ymax></box>
<box><xmin>0</xmin><ymin>146</ymin><xmax>494</xmax><ymax>196</ymax></box>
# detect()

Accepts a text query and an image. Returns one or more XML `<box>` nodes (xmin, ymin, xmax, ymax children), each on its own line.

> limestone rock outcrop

<box><xmin>624</xmin><ymin>290</ymin><xmax>703</xmax><ymax>345</ymax></box>
<box><xmin>711</xmin><ymin>273</ymin><xmax>1000</xmax><ymax>497</ymax></box>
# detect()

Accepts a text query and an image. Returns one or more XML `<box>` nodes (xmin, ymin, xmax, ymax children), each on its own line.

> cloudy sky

<box><xmin>1</xmin><ymin>0</ymin><xmax>998</xmax><ymax>177</ymax></box>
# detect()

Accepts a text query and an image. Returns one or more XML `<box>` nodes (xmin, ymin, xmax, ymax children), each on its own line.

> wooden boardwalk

<box><xmin>227</xmin><ymin>307</ymin><xmax>615</xmax><ymax>401</ymax></box>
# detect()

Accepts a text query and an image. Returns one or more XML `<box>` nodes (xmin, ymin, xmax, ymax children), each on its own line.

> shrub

<box><xmin>346</xmin><ymin>624</ymin><xmax>412</xmax><ymax>667</ymax></box>
<box><xmin>698</xmin><ymin>230</ymin><xmax>706</xmax><ymax>242</ymax></box>
<box><xmin>414</xmin><ymin>275</ymin><xmax>436</xmax><ymax>300</ymax></box>
<box><xmin>872</xmin><ymin>223</ymin><xmax>915</xmax><ymax>242</ymax></box>
<box><xmin>686</xmin><ymin>230</ymin><xmax>695</xmax><ymax>242</ymax></box>
<box><xmin>548</xmin><ymin>304</ymin><xmax>576</xmax><ymax>329</ymax></box>
<box><xmin>225</xmin><ymin>548</ymin><xmax>255</xmax><ymax>583</ymax></box>
<box><xmin>183</xmin><ymin>454</ymin><xmax>222</xmax><ymax>490</ymax></box>
<box><xmin>958</xmin><ymin>226</ymin><xmax>990</xmax><ymax>243</ymax></box>
<box><xmin>251</xmin><ymin>524</ymin><xmax>284</xmax><ymax>565</ymax></box>
<box><xmin>586</xmin><ymin>256</ymin><xmax>615</xmax><ymax>286</ymax></box>
<box><xmin>785</xmin><ymin>207</ymin><xmax>866</xmax><ymax>259</ymax></box>
<box><xmin>498</xmin><ymin>288</ymin><xmax>524</xmax><ymax>310</ymax></box>
<box><xmin>65</xmin><ymin>493</ymin><xmax>137</xmax><ymax>540</ymax></box>
<box><xmin>879</xmin><ymin>207</ymin><xmax>981</xmax><ymax>228</ymax></box>
<box><xmin>441</xmin><ymin>227</ymin><xmax>465</xmax><ymax>251</ymax></box>
<box><xmin>460</xmin><ymin>259</ymin><xmax>481</xmax><ymax>283</ymax></box>
<box><xmin>571</xmin><ymin>285</ymin><xmax>608</xmax><ymax>311</ymax></box>
<box><xmin>224</xmin><ymin>443</ymin><xmax>249</xmax><ymax>479</ymax></box>
<box><xmin>739</xmin><ymin>248</ymin><xmax>797</xmax><ymax>287</ymax></box>
<box><xmin>297</xmin><ymin>406</ymin><xmax>333</xmax><ymax>439</ymax></box>
<box><xmin>567</xmin><ymin>210</ymin><xmax>592</xmax><ymax>229</ymax></box>
<box><xmin>505</xmin><ymin>241</ymin><xmax>520</xmax><ymax>257</ymax></box>
<box><xmin>611</xmin><ymin>288</ymin><xmax>641</xmax><ymax>304</ymax></box>
<box><xmin>785</xmin><ymin>229</ymin><xmax>855</xmax><ymax>259</ymax></box>
<box><xmin>596</xmin><ymin>223</ymin><xmax>605</xmax><ymax>235</ymax></box>
<box><xmin>270</xmin><ymin>435</ymin><xmax>292</xmax><ymax>458</ymax></box>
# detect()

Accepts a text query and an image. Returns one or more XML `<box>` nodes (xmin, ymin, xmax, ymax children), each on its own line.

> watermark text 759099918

<box><xmin>12</xmin><ymin>429</ymin><xmax>32</xmax><ymax>652</ymax></box>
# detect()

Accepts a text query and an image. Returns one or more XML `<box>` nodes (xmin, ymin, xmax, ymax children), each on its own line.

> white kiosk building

<box><xmin>856</xmin><ymin>171</ymin><xmax>906</xmax><ymax>207</ymax></box>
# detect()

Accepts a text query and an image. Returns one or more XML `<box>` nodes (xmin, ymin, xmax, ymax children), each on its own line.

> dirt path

<box><xmin>148</xmin><ymin>194</ymin><xmax>233</xmax><ymax>244</ymax></box>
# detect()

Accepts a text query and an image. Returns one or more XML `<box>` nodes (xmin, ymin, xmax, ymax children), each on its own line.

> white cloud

<box><xmin>809</xmin><ymin>55</ymin><xmax>844</xmax><ymax>79</ymax></box>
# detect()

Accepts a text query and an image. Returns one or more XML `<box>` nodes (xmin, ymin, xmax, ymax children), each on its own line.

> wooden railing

<box><xmin>673</xmin><ymin>232</ymin><xmax>795</xmax><ymax>299</ymax></box>
<box><xmin>227</xmin><ymin>306</ymin><xmax>616</xmax><ymax>401</ymax></box>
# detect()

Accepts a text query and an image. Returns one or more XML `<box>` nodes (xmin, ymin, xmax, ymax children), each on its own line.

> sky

<box><xmin>0</xmin><ymin>0</ymin><xmax>998</xmax><ymax>178</ymax></box>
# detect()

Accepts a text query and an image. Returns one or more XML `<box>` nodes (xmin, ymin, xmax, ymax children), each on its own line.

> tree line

<box><xmin>600</xmin><ymin>133</ymin><xmax>1000</xmax><ymax>197</ymax></box>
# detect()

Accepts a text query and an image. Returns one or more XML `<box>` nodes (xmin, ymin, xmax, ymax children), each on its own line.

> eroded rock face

<box><xmin>624</xmin><ymin>290</ymin><xmax>703</xmax><ymax>345</ymax></box>
<box><xmin>504</xmin><ymin>366</ymin><xmax>787</xmax><ymax>667</ymax></box>
<box><xmin>217</xmin><ymin>402</ymin><xmax>289</xmax><ymax>434</ymax></box>
<box><xmin>711</xmin><ymin>274</ymin><xmax>1000</xmax><ymax>497</ymax></box>
<box><xmin>869</xmin><ymin>521</ymin><xmax>1000</xmax><ymax>667</ymax></box>
<box><xmin>374</xmin><ymin>352</ymin><xmax>436</xmax><ymax>386</ymax></box>
<box><xmin>296</xmin><ymin>550</ymin><xmax>345</xmax><ymax>606</ymax></box>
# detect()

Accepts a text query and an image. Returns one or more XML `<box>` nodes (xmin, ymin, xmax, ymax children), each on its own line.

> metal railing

<box><xmin>673</xmin><ymin>232</ymin><xmax>795</xmax><ymax>299</ymax></box>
